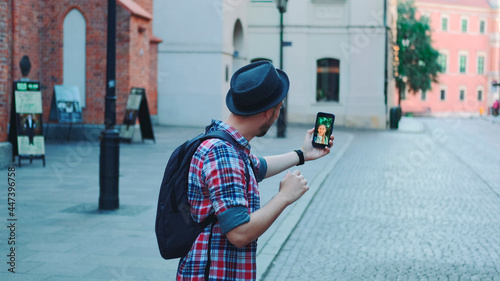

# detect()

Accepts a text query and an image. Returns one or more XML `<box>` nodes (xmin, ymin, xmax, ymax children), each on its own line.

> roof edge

<box><xmin>118</xmin><ymin>0</ymin><xmax>152</xmax><ymax>20</ymax></box>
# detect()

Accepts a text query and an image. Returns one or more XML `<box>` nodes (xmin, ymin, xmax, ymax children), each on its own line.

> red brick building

<box><xmin>0</xmin><ymin>0</ymin><xmax>160</xmax><ymax>160</ymax></box>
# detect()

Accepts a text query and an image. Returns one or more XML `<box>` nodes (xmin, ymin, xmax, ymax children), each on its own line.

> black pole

<box><xmin>279</xmin><ymin>12</ymin><xmax>284</xmax><ymax>70</ymax></box>
<box><xmin>383</xmin><ymin>0</ymin><xmax>388</xmax><ymax>112</ymax></box>
<box><xmin>99</xmin><ymin>0</ymin><xmax>120</xmax><ymax>210</ymax></box>
<box><xmin>277</xmin><ymin>11</ymin><xmax>286</xmax><ymax>138</ymax></box>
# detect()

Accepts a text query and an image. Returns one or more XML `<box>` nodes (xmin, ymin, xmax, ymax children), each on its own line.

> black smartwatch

<box><xmin>294</xmin><ymin>149</ymin><xmax>305</xmax><ymax>166</ymax></box>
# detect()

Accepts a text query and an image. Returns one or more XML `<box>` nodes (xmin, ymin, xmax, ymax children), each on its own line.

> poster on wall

<box><xmin>49</xmin><ymin>85</ymin><xmax>83</xmax><ymax>123</ymax></box>
<box><xmin>8</xmin><ymin>81</ymin><xmax>46</xmax><ymax>166</ymax></box>
<box><xmin>119</xmin><ymin>87</ymin><xmax>155</xmax><ymax>143</ymax></box>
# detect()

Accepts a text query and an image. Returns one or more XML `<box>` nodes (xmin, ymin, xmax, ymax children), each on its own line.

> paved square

<box><xmin>263</xmin><ymin>118</ymin><xmax>500</xmax><ymax>280</ymax></box>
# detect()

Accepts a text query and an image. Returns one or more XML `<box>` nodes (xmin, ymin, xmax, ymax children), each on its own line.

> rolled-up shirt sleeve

<box><xmin>255</xmin><ymin>156</ymin><xmax>267</xmax><ymax>182</ymax></box>
<box><xmin>218</xmin><ymin>206</ymin><xmax>250</xmax><ymax>234</ymax></box>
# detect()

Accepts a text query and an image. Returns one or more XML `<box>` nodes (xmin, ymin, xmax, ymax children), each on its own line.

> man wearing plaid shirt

<box><xmin>177</xmin><ymin>61</ymin><xmax>333</xmax><ymax>280</ymax></box>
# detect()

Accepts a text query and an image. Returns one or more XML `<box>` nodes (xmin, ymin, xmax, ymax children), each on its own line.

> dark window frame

<box><xmin>316</xmin><ymin>58</ymin><xmax>340</xmax><ymax>102</ymax></box>
<box><xmin>459</xmin><ymin>89</ymin><xmax>465</xmax><ymax>101</ymax></box>
<box><xmin>479</xmin><ymin>20</ymin><xmax>486</xmax><ymax>34</ymax></box>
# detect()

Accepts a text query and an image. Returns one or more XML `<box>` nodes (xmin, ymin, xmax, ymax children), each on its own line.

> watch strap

<box><xmin>294</xmin><ymin>149</ymin><xmax>305</xmax><ymax>166</ymax></box>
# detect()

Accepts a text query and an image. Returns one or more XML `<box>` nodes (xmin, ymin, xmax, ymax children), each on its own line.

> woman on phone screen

<box><xmin>314</xmin><ymin>124</ymin><xmax>328</xmax><ymax>145</ymax></box>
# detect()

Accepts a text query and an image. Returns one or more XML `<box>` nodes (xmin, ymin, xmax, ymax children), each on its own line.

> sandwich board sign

<box><xmin>119</xmin><ymin>87</ymin><xmax>155</xmax><ymax>143</ymax></box>
<box><xmin>49</xmin><ymin>85</ymin><xmax>83</xmax><ymax>123</ymax></box>
<box><xmin>8</xmin><ymin>81</ymin><xmax>46</xmax><ymax>166</ymax></box>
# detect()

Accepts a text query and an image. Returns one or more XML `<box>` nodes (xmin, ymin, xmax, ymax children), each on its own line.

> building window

<box><xmin>480</xmin><ymin>20</ymin><xmax>486</xmax><ymax>34</ymax></box>
<box><xmin>477</xmin><ymin>89</ymin><xmax>483</xmax><ymax>101</ymax></box>
<box><xmin>461</xmin><ymin>19</ymin><xmax>468</xmax><ymax>33</ymax></box>
<box><xmin>441</xmin><ymin>17</ymin><xmax>448</xmax><ymax>32</ymax></box>
<box><xmin>438</xmin><ymin>53</ymin><xmax>447</xmax><ymax>73</ymax></box>
<box><xmin>440</xmin><ymin>89</ymin><xmax>446</xmax><ymax>101</ymax></box>
<box><xmin>421</xmin><ymin>91</ymin><xmax>427</xmax><ymax>101</ymax></box>
<box><xmin>316</xmin><ymin>58</ymin><xmax>340</xmax><ymax>102</ymax></box>
<box><xmin>459</xmin><ymin>55</ymin><xmax>467</xmax><ymax>73</ymax></box>
<box><xmin>477</xmin><ymin>56</ymin><xmax>485</xmax><ymax>74</ymax></box>
<box><xmin>459</xmin><ymin>89</ymin><xmax>466</xmax><ymax>101</ymax></box>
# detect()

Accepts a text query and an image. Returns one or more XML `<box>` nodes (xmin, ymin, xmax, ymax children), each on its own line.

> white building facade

<box><xmin>152</xmin><ymin>0</ymin><xmax>248</xmax><ymax>126</ymax></box>
<box><xmin>153</xmin><ymin>0</ymin><xmax>397</xmax><ymax>129</ymax></box>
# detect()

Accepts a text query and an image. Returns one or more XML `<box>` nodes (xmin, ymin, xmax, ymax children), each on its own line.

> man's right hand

<box><xmin>277</xmin><ymin>170</ymin><xmax>309</xmax><ymax>205</ymax></box>
<box><xmin>226</xmin><ymin>170</ymin><xmax>309</xmax><ymax>248</ymax></box>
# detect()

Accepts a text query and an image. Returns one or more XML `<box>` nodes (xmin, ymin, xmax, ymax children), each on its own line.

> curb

<box><xmin>256</xmin><ymin>133</ymin><xmax>355</xmax><ymax>281</ymax></box>
<box><xmin>479</xmin><ymin>116</ymin><xmax>500</xmax><ymax>125</ymax></box>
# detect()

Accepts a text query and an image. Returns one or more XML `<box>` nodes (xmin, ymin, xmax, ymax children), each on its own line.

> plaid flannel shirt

<box><xmin>177</xmin><ymin>120</ymin><xmax>267</xmax><ymax>281</ymax></box>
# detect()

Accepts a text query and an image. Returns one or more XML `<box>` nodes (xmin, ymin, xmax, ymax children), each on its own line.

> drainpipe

<box><xmin>383</xmin><ymin>0</ymin><xmax>389</xmax><ymax>127</ymax></box>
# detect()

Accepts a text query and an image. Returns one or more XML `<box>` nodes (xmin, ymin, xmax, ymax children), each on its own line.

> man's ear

<box><xmin>262</xmin><ymin>107</ymin><xmax>275</xmax><ymax>120</ymax></box>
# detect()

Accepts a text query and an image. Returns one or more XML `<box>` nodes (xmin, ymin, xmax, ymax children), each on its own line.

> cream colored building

<box><xmin>153</xmin><ymin>0</ymin><xmax>397</xmax><ymax>129</ymax></box>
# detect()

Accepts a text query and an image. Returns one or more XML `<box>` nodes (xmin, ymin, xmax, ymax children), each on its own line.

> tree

<box><xmin>396</xmin><ymin>0</ymin><xmax>442</xmax><ymax>104</ymax></box>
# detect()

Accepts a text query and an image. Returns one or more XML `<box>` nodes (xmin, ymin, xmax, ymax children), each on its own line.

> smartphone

<box><xmin>312</xmin><ymin>112</ymin><xmax>335</xmax><ymax>149</ymax></box>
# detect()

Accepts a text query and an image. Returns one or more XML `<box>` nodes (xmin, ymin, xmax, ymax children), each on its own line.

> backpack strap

<box><xmin>202</xmin><ymin>130</ymin><xmax>252</xmax><ymax>189</ymax></box>
<box><xmin>202</xmin><ymin>131</ymin><xmax>241</xmax><ymax>151</ymax></box>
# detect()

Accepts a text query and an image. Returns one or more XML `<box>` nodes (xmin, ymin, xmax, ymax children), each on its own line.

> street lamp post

<box><xmin>276</xmin><ymin>0</ymin><xmax>288</xmax><ymax>138</ymax></box>
<box><xmin>99</xmin><ymin>0</ymin><xmax>120</xmax><ymax>210</ymax></box>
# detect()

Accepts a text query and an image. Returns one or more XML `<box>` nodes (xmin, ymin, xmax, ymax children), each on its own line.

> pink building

<box><xmin>400</xmin><ymin>0</ymin><xmax>499</xmax><ymax>116</ymax></box>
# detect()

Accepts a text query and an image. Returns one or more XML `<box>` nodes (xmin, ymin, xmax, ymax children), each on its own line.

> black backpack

<box><xmin>155</xmin><ymin>128</ymin><xmax>249</xmax><ymax>259</ymax></box>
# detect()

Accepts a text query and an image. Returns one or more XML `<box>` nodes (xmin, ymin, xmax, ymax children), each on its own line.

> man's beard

<box><xmin>257</xmin><ymin>118</ymin><xmax>274</xmax><ymax>137</ymax></box>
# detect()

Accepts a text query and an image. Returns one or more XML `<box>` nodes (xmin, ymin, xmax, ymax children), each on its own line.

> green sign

<box><xmin>16</xmin><ymin>82</ymin><xmax>39</xmax><ymax>91</ymax></box>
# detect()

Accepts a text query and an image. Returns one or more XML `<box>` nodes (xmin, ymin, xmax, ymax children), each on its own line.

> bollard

<box><xmin>99</xmin><ymin>129</ymin><xmax>120</xmax><ymax>210</ymax></box>
<box><xmin>389</xmin><ymin>107</ymin><xmax>399</xmax><ymax>129</ymax></box>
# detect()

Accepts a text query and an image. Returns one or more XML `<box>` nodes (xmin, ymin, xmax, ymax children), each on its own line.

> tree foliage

<box><xmin>396</xmin><ymin>0</ymin><xmax>442</xmax><ymax>102</ymax></box>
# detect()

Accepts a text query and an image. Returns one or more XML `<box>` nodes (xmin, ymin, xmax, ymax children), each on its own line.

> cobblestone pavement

<box><xmin>263</xmin><ymin>118</ymin><xmax>500</xmax><ymax>281</ymax></box>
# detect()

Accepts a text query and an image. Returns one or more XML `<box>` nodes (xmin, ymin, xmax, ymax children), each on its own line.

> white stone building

<box><xmin>153</xmin><ymin>0</ymin><xmax>397</xmax><ymax>129</ymax></box>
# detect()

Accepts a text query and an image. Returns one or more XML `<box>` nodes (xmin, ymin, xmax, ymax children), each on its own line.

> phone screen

<box><xmin>312</xmin><ymin>112</ymin><xmax>335</xmax><ymax>148</ymax></box>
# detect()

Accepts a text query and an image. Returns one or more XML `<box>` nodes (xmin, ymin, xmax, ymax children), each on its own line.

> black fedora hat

<box><xmin>226</xmin><ymin>61</ymin><xmax>289</xmax><ymax>116</ymax></box>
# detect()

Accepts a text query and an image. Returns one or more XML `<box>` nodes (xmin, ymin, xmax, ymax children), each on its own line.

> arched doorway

<box><xmin>232</xmin><ymin>19</ymin><xmax>245</xmax><ymax>73</ymax></box>
<box><xmin>63</xmin><ymin>9</ymin><xmax>86</xmax><ymax>107</ymax></box>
